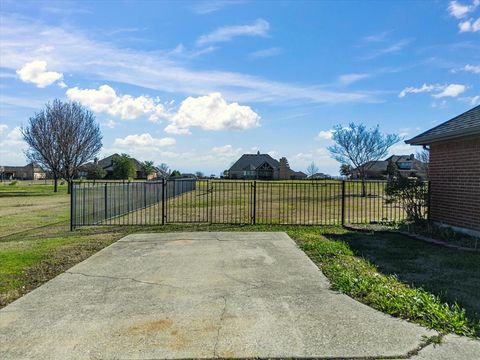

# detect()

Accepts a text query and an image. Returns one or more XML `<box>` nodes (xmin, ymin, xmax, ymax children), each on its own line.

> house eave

<box><xmin>405</xmin><ymin>126</ymin><xmax>480</xmax><ymax>145</ymax></box>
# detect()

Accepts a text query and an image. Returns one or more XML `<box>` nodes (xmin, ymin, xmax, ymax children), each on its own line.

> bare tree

<box><xmin>23</xmin><ymin>104</ymin><xmax>64</xmax><ymax>192</ymax></box>
<box><xmin>306</xmin><ymin>161</ymin><xmax>319</xmax><ymax>179</ymax></box>
<box><xmin>328</xmin><ymin>123</ymin><xmax>399</xmax><ymax>196</ymax></box>
<box><xmin>416</xmin><ymin>148</ymin><xmax>429</xmax><ymax>180</ymax></box>
<box><xmin>23</xmin><ymin>100</ymin><xmax>102</xmax><ymax>193</ymax></box>
<box><xmin>157</xmin><ymin>163</ymin><xmax>171</xmax><ymax>179</ymax></box>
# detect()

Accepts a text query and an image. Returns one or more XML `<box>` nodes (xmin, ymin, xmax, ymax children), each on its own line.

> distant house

<box><xmin>406</xmin><ymin>105</ymin><xmax>480</xmax><ymax>237</ymax></box>
<box><xmin>80</xmin><ymin>154</ymin><xmax>154</xmax><ymax>180</ymax></box>
<box><xmin>228</xmin><ymin>152</ymin><xmax>307</xmax><ymax>180</ymax></box>
<box><xmin>0</xmin><ymin>163</ymin><xmax>46</xmax><ymax>180</ymax></box>
<box><xmin>351</xmin><ymin>154</ymin><xmax>427</xmax><ymax>180</ymax></box>
<box><xmin>308</xmin><ymin>172</ymin><xmax>332</xmax><ymax>180</ymax></box>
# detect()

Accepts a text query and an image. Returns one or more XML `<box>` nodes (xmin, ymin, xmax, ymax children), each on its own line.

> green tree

<box><xmin>328</xmin><ymin>123</ymin><xmax>399</xmax><ymax>196</ymax></box>
<box><xmin>386</xmin><ymin>160</ymin><xmax>397</xmax><ymax>179</ymax></box>
<box><xmin>141</xmin><ymin>160</ymin><xmax>156</xmax><ymax>179</ymax></box>
<box><xmin>112</xmin><ymin>154</ymin><xmax>136</xmax><ymax>180</ymax></box>
<box><xmin>84</xmin><ymin>163</ymin><xmax>106</xmax><ymax>182</ymax></box>
<box><xmin>170</xmin><ymin>169</ymin><xmax>181</xmax><ymax>177</ymax></box>
<box><xmin>339</xmin><ymin>164</ymin><xmax>353</xmax><ymax>178</ymax></box>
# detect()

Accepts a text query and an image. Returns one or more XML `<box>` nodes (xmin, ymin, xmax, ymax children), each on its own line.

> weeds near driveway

<box><xmin>295</xmin><ymin>227</ymin><xmax>479</xmax><ymax>337</ymax></box>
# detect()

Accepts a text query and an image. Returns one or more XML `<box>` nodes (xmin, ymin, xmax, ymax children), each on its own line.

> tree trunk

<box><xmin>361</xmin><ymin>177</ymin><xmax>367</xmax><ymax>197</ymax></box>
<box><xmin>67</xmin><ymin>179</ymin><xmax>73</xmax><ymax>194</ymax></box>
<box><xmin>53</xmin><ymin>176</ymin><xmax>58</xmax><ymax>193</ymax></box>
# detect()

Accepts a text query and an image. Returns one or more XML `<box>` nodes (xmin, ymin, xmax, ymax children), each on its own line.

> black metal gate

<box><xmin>71</xmin><ymin>179</ymin><xmax>427</xmax><ymax>229</ymax></box>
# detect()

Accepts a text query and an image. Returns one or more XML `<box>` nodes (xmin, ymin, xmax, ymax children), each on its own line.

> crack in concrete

<box><xmin>212</xmin><ymin>295</ymin><xmax>228</xmax><ymax>358</ymax></box>
<box><xmin>64</xmin><ymin>271</ymin><xmax>186</xmax><ymax>291</ymax></box>
<box><xmin>403</xmin><ymin>333</ymin><xmax>445</xmax><ymax>359</ymax></box>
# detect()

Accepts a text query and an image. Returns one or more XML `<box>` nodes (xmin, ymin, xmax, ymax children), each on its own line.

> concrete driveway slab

<box><xmin>409</xmin><ymin>334</ymin><xmax>480</xmax><ymax>360</ymax></box>
<box><xmin>1</xmin><ymin>232</ymin><xmax>437</xmax><ymax>359</ymax></box>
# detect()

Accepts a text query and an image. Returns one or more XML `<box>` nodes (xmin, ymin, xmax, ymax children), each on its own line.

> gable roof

<box><xmin>96</xmin><ymin>154</ymin><xmax>143</xmax><ymax>172</ymax></box>
<box><xmin>406</xmin><ymin>105</ymin><xmax>480</xmax><ymax>145</ymax></box>
<box><xmin>1</xmin><ymin>163</ymin><xmax>45</xmax><ymax>173</ymax></box>
<box><xmin>229</xmin><ymin>153</ymin><xmax>280</xmax><ymax>172</ymax></box>
<box><xmin>354</xmin><ymin>155</ymin><xmax>427</xmax><ymax>173</ymax></box>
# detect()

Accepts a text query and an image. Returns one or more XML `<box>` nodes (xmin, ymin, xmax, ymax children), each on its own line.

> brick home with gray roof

<box><xmin>351</xmin><ymin>154</ymin><xmax>428</xmax><ymax>180</ymax></box>
<box><xmin>406</xmin><ymin>105</ymin><xmax>480</xmax><ymax>237</ymax></box>
<box><xmin>228</xmin><ymin>152</ymin><xmax>306</xmax><ymax>180</ymax></box>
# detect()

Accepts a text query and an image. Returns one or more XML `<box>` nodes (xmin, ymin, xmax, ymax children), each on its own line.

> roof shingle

<box><xmin>406</xmin><ymin>105</ymin><xmax>480</xmax><ymax>145</ymax></box>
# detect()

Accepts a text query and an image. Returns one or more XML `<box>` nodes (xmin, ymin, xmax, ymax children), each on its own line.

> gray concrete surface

<box><xmin>409</xmin><ymin>334</ymin><xmax>480</xmax><ymax>360</ymax></box>
<box><xmin>0</xmin><ymin>231</ymin><xmax>460</xmax><ymax>359</ymax></box>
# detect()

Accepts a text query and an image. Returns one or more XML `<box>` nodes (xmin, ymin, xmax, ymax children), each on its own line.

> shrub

<box><xmin>385</xmin><ymin>175</ymin><xmax>428</xmax><ymax>223</ymax></box>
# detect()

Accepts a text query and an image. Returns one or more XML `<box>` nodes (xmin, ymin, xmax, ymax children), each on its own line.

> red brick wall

<box><xmin>429</xmin><ymin>134</ymin><xmax>480</xmax><ymax>233</ymax></box>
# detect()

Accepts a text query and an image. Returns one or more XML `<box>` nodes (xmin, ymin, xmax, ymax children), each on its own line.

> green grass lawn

<box><xmin>1</xmin><ymin>181</ymin><xmax>479</xmax><ymax>337</ymax></box>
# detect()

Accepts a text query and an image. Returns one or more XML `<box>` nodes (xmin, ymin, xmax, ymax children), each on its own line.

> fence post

<box><xmin>252</xmin><ymin>180</ymin><xmax>257</xmax><ymax>225</ymax></box>
<box><xmin>104</xmin><ymin>183</ymin><xmax>108</xmax><ymax>220</ymax></box>
<box><xmin>427</xmin><ymin>180</ymin><xmax>431</xmax><ymax>224</ymax></box>
<box><xmin>144</xmin><ymin>182</ymin><xmax>147</xmax><ymax>208</ymax></box>
<box><xmin>341</xmin><ymin>180</ymin><xmax>346</xmax><ymax>226</ymax></box>
<box><xmin>162</xmin><ymin>178</ymin><xmax>166</xmax><ymax>225</ymax></box>
<box><xmin>70</xmin><ymin>182</ymin><xmax>74</xmax><ymax>231</ymax></box>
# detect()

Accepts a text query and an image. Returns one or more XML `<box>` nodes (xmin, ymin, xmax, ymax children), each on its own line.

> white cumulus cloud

<box><xmin>114</xmin><ymin>133</ymin><xmax>176</xmax><ymax>148</ymax></box>
<box><xmin>460</xmin><ymin>95</ymin><xmax>480</xmax><ymax>106</ymax></box>
<box><xmin>66</xmin><ymin>85</ymin><xmax>168</xmax><ymax>121</ymax></box>
<box><xmin>165</xmin><ymin>93</ymin><xmax>260</xmax><ymax>135</ymax></box>
<box><xmin>16</xmin><ymin>60</ymin><xmax>63</xmax><ymax>88</ymax></box>
<box><xmin>316</xmin><ymin>130</ymin><xmax>333</xmax><ymax>140</ymax></box>
<box><xmin>0</xmin><ymin>124</ymin><xmax>8</xmax><ymax>135</ymax></box>
<box><xmin>448</xmin><ymin>0</ymin><xmax>479</xmax><ymax>18</ymax></box>
<box><xmin>432</xmin><ymin>84</ymin><xmax>466</xmax><ymax>98</ymax></box>
<box><xmin>197</xmin><ymin>19</ymin><xmax>269</xmax><ymax>46</ymax></box>
<box><xmin>458</xmin><ymin>17</ymin><xmax>480</xmax><ymax>32</ymax></box>
<box><xmin>463</xmin><ymin>64</ymin><xmax>480</xmax><ymax>73</ymax></box>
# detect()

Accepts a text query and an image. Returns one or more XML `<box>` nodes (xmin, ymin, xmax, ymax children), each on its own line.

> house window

<box><xmin>397</xmin><ymin>162</ymin><xmax>411</xmax><ymax>170</ymax></box>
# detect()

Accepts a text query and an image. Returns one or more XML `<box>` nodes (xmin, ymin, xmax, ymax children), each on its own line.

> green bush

<box><xmin>8</xmin><ymin>180</ymin><xmax>18</xmax><ymax>186</ymax></box>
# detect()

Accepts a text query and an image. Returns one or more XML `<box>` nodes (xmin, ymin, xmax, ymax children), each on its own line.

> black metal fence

<box><xmin>71</xmin><ymin>180</ymin><xmax>428</xmax><ymax>229</ymax></box>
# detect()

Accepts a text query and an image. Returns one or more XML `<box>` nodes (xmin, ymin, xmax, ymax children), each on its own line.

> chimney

<box><xmin>257</xmin><ymin>150</ymin><xmax>260</xmax><ymax>155</ymax></box>
<box><xmin>410</xmin><ymin>154</ymin><xmax>415</xmax><ymax>160</ymax></box>
<box><xmin>94</xmin><ymin>157</ymin><xmax>98</xmax><ymax>165</ymax></box>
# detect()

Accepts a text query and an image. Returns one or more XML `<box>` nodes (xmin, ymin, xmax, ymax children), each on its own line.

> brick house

<box><xmin>79</xmin><ymin>154</ymin><xmax>156</xmax><ymax>180</ymax></box>
<box><xmin>228</xmin><ymin>152</ymin><xmax>306</xmax><ymax>180</ymax></box>
<box><xmin>351</xmin><ymin>154</ymin><xmax>428</xmax><ymax>180</ymax></box>
<box><xmin>406</xmin><ymin>105</ymin><xmax>480</xmax><ymax>237</ymax></box>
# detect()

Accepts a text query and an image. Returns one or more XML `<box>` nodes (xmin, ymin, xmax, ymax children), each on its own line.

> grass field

<box><xmin>1</xmin><ymin>180</ymin><xmax>478</xmax><ymax>337</ymax></box>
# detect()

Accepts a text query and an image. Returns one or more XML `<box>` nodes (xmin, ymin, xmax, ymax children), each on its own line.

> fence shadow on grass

<box><xmin>322</xmin><ymin>230</ymin><xmax>480</xmax><ymax>323</ymax></box>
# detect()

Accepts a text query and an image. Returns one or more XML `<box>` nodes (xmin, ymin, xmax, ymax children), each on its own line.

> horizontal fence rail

<box><xmin>71</xmin><ymin>180</ymin><xmax>428</xmax><ymax>229</ymax></box>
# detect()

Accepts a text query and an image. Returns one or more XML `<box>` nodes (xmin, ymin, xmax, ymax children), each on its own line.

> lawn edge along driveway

<box><xmin>0</xmin><ymin>231</ymin><xmax>445</xmax><ymax>359</ymax></box>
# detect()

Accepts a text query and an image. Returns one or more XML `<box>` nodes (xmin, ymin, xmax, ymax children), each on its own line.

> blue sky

<box><xmin>0</xmin><ymin>0</ymin><xmax>479</xmax><ymax>175</ymax></box>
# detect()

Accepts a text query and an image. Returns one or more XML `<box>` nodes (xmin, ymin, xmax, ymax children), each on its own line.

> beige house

<box><xmin>0</xmin><ymin>163</ymin><xmax>46</xmax><ymax>180</ymax></box>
